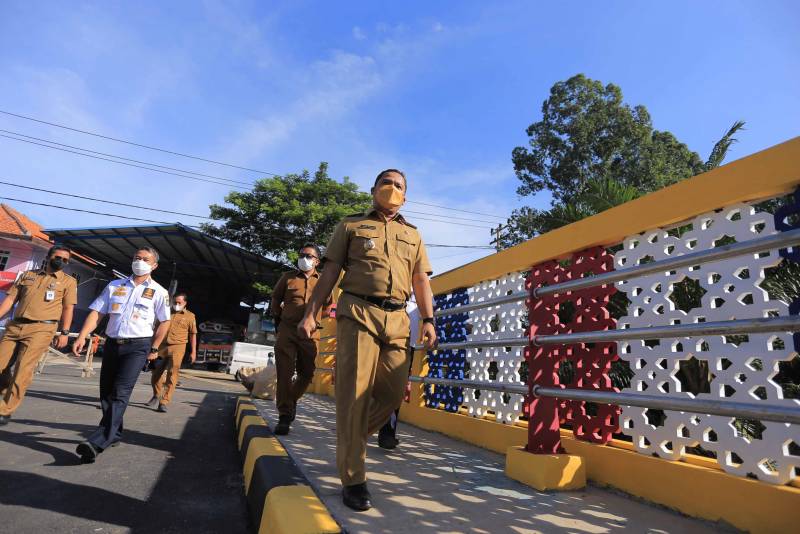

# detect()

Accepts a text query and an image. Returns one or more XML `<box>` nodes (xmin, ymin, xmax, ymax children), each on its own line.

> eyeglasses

<box><xmin>298</xmin><ymin>253</ymin><xmax>318</xmax><ymax>260</ymax></box>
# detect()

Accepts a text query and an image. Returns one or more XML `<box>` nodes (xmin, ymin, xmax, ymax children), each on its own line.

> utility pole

<box><xmin>490</xmin><ymin>224</ymin><xmax>506</xmax><ymax>253</ymax></box>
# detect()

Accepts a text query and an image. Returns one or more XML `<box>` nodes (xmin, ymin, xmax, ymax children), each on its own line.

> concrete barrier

<box><xmin>233</xmin><ymin>396</ymin><xmax>340</xmax><ymax>534</ymax></box>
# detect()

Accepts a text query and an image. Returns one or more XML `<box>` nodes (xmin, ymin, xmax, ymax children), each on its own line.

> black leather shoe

<box><xmin>378</xmin><ymin>429</ymin><xmax>399</xmax><ymax>450</ymax></box>
<box><xmin>274</xmin><ymin>415</ymin><xmax>291</xmax><ymax>436</ymax></box>
<box><xmin>157</xmin><ymin>404</ymin><xmax>167</xmax><ymax>413</ymax></box>
<box><xmin>0</xmin><ymin>415</ymin><xmax>10</xmax><ymax>426</ymax></box>
<box><xmin>290</xmin><ymin>403</ymin><xmax>297</xmax><ymax>422</ymax></box>
<box><xmin>145</xmin><ymin>396</ymin><xmax>159</xmax><ymax>409</ymax></box>
<box><xmin>76</xmin><ymin>442</ymin><xmax>99</xmax><ymax>464</ymax></box>
<box><xmin>342</xmin><ymin>482</ymin><xmax>372</xmax><ymax>511</ymax></box>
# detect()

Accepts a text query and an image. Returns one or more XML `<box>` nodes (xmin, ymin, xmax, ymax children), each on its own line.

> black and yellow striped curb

<box><xmin>234</xmin><ymin>396</ymin><xmax>341</xmax><ymax>534</ymax></box>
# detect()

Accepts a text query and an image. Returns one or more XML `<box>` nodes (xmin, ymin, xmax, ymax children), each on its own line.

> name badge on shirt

<box><xmin>142</xmin><ymin>288</ymin><xmax>155</xmax><ymax>300</ymax></box>
<box><xmin>111</xmin><ymin>303</ymin><xmax>121</xmax><ymax>312</ymax></box>
<box><xmin>45</xmin><ymin>290</ymin><xmax>55</xmax><ymax>302</ymax></box>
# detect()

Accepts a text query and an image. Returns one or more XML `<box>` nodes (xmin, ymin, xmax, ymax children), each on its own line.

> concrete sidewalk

<box><xmin>254</xmin><ymin>394</ymin><xmax>737</xmax><ymax>534</ymax></box>
<box><xmin>0</xmin><ymin>363</ymin><xmax>249</xmax><ymax>533</ymax></box>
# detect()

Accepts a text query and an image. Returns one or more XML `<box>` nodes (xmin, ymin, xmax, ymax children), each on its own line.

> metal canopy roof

<box><xmin>44</xmin><ymin>223</ymin><xmax>286</xmax><ymax>297</ymax></box>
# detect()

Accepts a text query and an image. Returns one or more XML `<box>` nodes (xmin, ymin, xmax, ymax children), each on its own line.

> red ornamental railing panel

<box><xmin>525</xmin><ymin>246</ymin><xmax>620</xmax><ymax>453</ymax></box>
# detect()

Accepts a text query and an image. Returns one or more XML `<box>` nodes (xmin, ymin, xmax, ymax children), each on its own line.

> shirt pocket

<box><xmin>395</xmin><ymin>233</ymin><xmax>417</xmax><ymax>262</ymax></box>
<box><xmin>133</xmin><ymin>302</ymin><xmax>154</xmax><ymax>322</ymax></box>
<box><xmin>350</xmin><ymin>229</ymin><xmax>383</xmax><ymax>259</ymax></box>
<box><xmin>109</xmin><ymin>295</ymin><xmax>127</xmax><ymax>314</ymax></box>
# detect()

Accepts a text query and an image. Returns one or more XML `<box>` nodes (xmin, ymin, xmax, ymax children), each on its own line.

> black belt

<box><xmin>13</xmin><ymin>318</ymin><xmax>58</xmax><ymax>325</ymax></box>
<box><xmin>108</xmin><ymin>337</ymin><xmax>150</xmax><ymax>345</ymax></box>
<box><xmin>344</xmin><ymin>292</ymin><xmax>407</xmax><ymax>311</ymax></box>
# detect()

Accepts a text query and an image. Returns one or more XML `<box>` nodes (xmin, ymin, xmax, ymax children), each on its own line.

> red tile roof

<box><xmin>0</xmin><ymin>203</ymin><xmax>51</xmax><ymax>242</ymax></box>
<box><xmin>0</xmin><ymin>203</ymin><xmax>99</xmax><ymax>265</ymax></box>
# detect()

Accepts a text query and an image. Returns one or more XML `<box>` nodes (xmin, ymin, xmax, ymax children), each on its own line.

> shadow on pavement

<box><xmin>0</xmin><ymin>380</ymin><xmax>249</xmax><ymax>533</ymax></box>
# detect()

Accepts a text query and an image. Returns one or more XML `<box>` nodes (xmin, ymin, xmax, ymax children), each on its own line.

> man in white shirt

<box><xmin>72</xmin><ymin>247</ymin><xmax>171</xmax><ymax>463</ymax></box>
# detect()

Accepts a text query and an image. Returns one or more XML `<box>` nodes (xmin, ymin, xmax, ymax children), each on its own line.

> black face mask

<box><xmin>49</xmin><ymin>257</ymin><xmax>67</xmax><ymax>271</ymax></box>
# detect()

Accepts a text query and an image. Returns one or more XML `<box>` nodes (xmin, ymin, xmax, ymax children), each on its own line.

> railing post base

<box><xmin>505</xmin><ymin>446</ymin><xmax>586</xmax><ymax>491</ymax></box>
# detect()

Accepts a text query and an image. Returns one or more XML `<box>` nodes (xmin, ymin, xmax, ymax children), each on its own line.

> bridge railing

<box><xmin>311</xmin><ymin>138</ymin><xmax>800</xmax><ymax>533</ymax></box>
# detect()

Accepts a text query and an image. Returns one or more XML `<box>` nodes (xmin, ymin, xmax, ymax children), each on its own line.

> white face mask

<box><xmin>173</xmin><ymin>304</ymin><xmax>184</xmax><ymax>312</ymax></box>
<box><xmin>131</xmin><ymin>260</ymin><xmax>152</xmax><ymax>276</ymax></box>
<box><xmin>297</xmin><ymin>257</ymin><xmax>315</xmax><ymax>272</ymax></box>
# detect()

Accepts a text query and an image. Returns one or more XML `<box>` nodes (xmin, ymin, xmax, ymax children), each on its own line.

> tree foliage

<box><xmin>504</xmin><ymin>74</ymin><xmax>745</xmax><ymax>247</ymax></box>
<box><xmin>203</xmin><ymin>162</ymin><xmax>372</xmax><ymax>266</ymax></box>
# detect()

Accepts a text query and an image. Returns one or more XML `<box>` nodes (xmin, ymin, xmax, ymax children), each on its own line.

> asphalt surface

<box><xmin>0</xmin><ymin>361</ymin><xmax>249</xmax><ymax>534</ymax></box>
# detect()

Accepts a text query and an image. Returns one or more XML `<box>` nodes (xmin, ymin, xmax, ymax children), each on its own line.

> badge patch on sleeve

<box><xmin>142</xmin><ymin>288</ymin><xmax>155</xmax><ymax>299</ymax></box>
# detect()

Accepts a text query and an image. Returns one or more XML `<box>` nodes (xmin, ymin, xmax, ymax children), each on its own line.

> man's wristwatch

<box><xmin>150</xmin><ymin>347</ymin><xmax>159</xmax><ymax>354</ymax></box>
<box><xmin>60</xmin><ymin>330</ymin><xmax>70</xmax><ymax>336</ymax></box>
<box><xmin>422</xmin><ymin>317</ymin><xmax>435</xmax><ymax>326</ymax></box>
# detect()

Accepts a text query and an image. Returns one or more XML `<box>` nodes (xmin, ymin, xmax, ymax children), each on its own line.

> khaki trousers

<box><xmin>151</xmin><ymin>344</ymin><xmax>187</xmax><ymax>405</ymax></box>
<box><xmin>0</xmin><ymin>321</ymin><xmax>57</xmax><ymax>416</ymax></box>
<box><xmin>275</xmin><ymin>323</ymin><xmax>318</xmax><ymax>417</ymax></box>
<box><xmin>335</xmin><ymin>292</ymin><xmax>410</xmax><ymax>486</ymax></box>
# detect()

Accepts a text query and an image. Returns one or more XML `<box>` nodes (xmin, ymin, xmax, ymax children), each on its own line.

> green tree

<box><xmin>203</xmin><ymin>162</ymin><xmax>372</xmax><ymax>269</ymax></box>
<box><xmin>504</xmin><ymin>74</ymin><xmax>745</xmax><ymax>247</ymax></box>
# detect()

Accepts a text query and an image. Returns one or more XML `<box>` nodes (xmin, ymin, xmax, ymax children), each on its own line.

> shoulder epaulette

<box><xmin>401</xmin><ymin>219</ymin><xmax>418</xmax><ymax>230</ymax></box>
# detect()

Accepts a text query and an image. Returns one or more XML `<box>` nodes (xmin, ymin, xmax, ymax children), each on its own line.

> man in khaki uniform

<box><xmin>0</xmin><ymin>245</ymin><xmax>77</xmax><ymax>425</ymax></box>
<box><xmin>147</xmin><ymin>292</ymin><xmax>197</xmax><ymax>413</ymax></box>
<box><xmin>299</xmin><ymin>169</ymin><xmax>437</xmax><ymax>512</ymax></box>
<box><xmin>270</xmin><ymin>243</ymin><xmax>331</xmax><ymax>435</ymax></box>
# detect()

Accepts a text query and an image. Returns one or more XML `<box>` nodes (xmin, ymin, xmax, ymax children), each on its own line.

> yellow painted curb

<box><xmin>236</xmin><ymin>400</ymin><xmax>256</xmax><ymax>421</ymax></box>
<box><xmin>244</xmin><ymin>437</ymin><xmax>287</xmax><ymax>495</ymax></box>
<box><xmin>505</xmin><ymin>446</ymin><xmax>586</xmax><ymax>491</ymax></box>
<box><xmin>259</xmin><ymin>485</ymin><xmax>340</xmax><ymax>534</ymax></box>
<box><xmin>238</xmin><ymin>415</ymin><xmax>267</xmax><ymax>449</ymax></box>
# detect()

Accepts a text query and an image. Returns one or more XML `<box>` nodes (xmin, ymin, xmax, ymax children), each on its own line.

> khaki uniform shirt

<box><xmin>324</xmin><ymin>208</ymin><xmax>432</xmax><ymax>301</ymax></box>
<box><xmin>6</xmin><ymin>269</ymin><xmax>78</xmax><ymax>322</ymax></box>
<box><xmin>166</xmin><ymin>308</ymin><xmax>197</xmax><ymax>345</ymax></box>
<box><xmin>271</xmin><ymin>270</ymin><xmax>330</xmax><ymax>325</ymax></box>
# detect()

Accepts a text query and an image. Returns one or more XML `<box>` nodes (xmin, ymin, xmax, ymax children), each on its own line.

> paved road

<box><xmin>0</xmin><ymin>362</ymin><xmax>249</xmax><ymax>534</ymax></box>
<box><xmin>255</xmin><ymin>394</ymin><xmax>738</xmax><ymax>534</ymax></box>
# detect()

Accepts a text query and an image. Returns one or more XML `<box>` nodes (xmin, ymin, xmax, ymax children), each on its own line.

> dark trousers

<box><xmin>88</xmin><ymin>338</ymin><xmax>149</xmax><ymax>450</ymax></box>
<box><xmin>275</xmin><ymin>324</ymin><xmax>317</xmax><ymax>417</ymax></box>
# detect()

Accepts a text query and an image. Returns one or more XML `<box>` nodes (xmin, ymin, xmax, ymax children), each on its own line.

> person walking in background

<box><xmin>377</xmin><ymin>302</ymin><xmax>420</xmax><ymax>450</ymax></box>
<box><xmin>72</xmin><ymin>247</ymin><xmax>170</xmax><ymax>463</ymax></box>
<box><xmin>270</xmin><ymin>243</ymin><xmax>331</xmax><ymax>435</ymax></box>
<box><xmin>147</xmin><ymin>292</ymin><xmax>196</xmax><ymax>413</ymax></box>
<box><xmin>0</xmin><ymin>245</ymin><xmax>76</xmax><ymax>425</ymax></box>
<box><xmin>298</xmin><ymin>169</ymin><xmax>437</xmax><ymax>511</ymax></box>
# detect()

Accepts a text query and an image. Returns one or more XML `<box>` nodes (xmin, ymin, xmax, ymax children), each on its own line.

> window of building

<box><xmin>0</xmin><ymin>250</ymin><xmax>10</xmax><ymax>271</ymax></box>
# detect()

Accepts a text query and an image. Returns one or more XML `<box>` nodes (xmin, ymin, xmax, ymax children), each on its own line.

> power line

<box><xmin>405</xmin><ymin>199</ymin><xmax>507</xmax><ymax>220</ymax></box>
<box><xmin>0</xmin><ymin>128</ymin><xmax>255</xmax><ymax>187</ymax></box>
<box><xmin>0</xmin><ymin>180</ymin><xmax>212</xmax><ymax>219</ymax></box>
<box><xmin>0</xmin><ymin>196</ymin><xmax>191</xmax><ymax>226</ymax></box>
<box><xmin>0</xmin><ymin>111</ymin><xmax>509</xmax><ymax>224</ymax></box>
<box><xmin>0</xmin><ymin>109</ymin><xmax>280</xmax><ymax>176</ymax></box>
<box><xmin>405</xmin><ymin>214</ymin><xmax>493</xmax><ymax>229</ymax></box>
<box><xmin>0</xmin><ymin>197</ymin><xmax>494</xmax><ymax>249</ymax></box>
<box><xmin>0</xmin><ymin>134</ymin><xmax>251</xmax><ymax>190</ymax></box>
<box><xmin>426</xmin><ymin>244</ymin><xmax>494</xmax><ymax>249</ymax></box>
<box><xmin>402</xmin><ymin>208</ymin><xmax>499</xmax><ymax>225</ymax></box>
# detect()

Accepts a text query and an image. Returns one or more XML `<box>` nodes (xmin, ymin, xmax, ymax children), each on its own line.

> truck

<box><xmin>196</xmin><ymin>320</ymin><xmax>243</xmax><ymax>371</ymax></box>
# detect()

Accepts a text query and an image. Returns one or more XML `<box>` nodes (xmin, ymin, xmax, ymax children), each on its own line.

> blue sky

<box><xmin>0</xmin><ymin>0</ymin><xmax>798</xmax><ymax>274</ymax></box>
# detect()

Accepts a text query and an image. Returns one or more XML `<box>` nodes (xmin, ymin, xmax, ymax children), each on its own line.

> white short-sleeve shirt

<box><xmin>90</xmin><ymin>276</ymin><xmax>171</xmax><ymax>339</ymax></box>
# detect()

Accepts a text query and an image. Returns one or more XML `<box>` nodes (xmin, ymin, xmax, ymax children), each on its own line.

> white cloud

<box><xmin>352</xmin><ymin>26</ymin><xmax>367</xmax><ymax>40</ymax></box>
